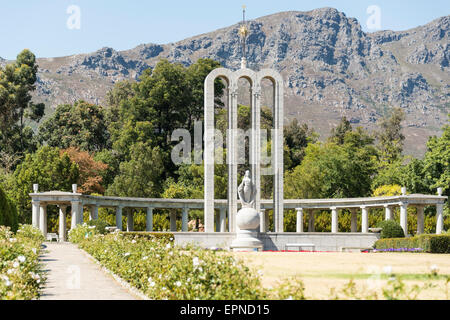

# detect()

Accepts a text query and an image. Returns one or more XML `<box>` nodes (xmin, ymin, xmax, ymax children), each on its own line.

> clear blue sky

<box><xmin>0</xmin><ymin>0</ymin><xmax>449</xmax><ymax>59</ymax></box>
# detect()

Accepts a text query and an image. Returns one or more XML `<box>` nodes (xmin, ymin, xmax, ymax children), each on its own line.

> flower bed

<box><xmin>0</xmin><ymin>225</ymin><xmax>45</xmax><ymax>300</ymax></box>
<box><xmin>373</xmin><ymin>248</ymin><xmax>424</xmax><ymax>253</ymax></box>
<box><xmin>70</xmin><ymin>224</ymin><xmax>305</xmax><ymax>300</ymax></box>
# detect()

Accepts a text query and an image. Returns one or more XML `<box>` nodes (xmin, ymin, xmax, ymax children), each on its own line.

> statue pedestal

<box><xmin>230</xmin><ymin>207</ymin><xmax>263</xmax><ymax>252</ymax></box>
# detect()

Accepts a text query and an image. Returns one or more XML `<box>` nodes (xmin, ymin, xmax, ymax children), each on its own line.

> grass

<box><xmin>236</xmin><ymin>251</ymin><xmax>450</xmax><ymax>299</ymax></box>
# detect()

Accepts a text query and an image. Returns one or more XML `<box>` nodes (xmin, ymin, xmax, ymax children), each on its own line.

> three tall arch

<box><xmin>204</xmin><ymin>67</ymin><xmax>284</xmax><ymax>233</ymax></box>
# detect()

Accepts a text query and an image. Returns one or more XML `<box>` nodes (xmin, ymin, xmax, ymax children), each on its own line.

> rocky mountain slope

<box><xmin>18</xmin><ymin>8</ymin><xmax>450</xmax><ymax>156</ymax></box>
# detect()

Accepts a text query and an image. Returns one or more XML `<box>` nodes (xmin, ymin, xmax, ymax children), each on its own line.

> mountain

<box><xmin>27</xmin><ymin>8</ymin><xmax>450</xmax><ymax>156</ymax></box>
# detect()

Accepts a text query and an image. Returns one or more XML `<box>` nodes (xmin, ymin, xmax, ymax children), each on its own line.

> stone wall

<box><xmin>173</xmin><ymin>232</ymin><xmax>380</xmax><ymax>252</ymax></box>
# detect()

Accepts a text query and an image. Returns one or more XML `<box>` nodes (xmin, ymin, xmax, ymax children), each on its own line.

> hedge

<box><xmin>120</xmin><ymin>231</ymin><xmax>174</xmax><ymax>243</ymax></box>
<box><xmin>374</xmin><ymin>234</ymin><xmax>450</xmax><ymax>253</ymax></box>
<box><xmin>0</xmin><ymin>187</ymin><xmax>18</xmax><ymax>232</ymax></box>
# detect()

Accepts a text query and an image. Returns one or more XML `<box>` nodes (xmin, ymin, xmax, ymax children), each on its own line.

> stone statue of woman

<box><xmin>238</xmin><ymin>170</ymin><xmax>256</xmax><ymax>208</ymax></box>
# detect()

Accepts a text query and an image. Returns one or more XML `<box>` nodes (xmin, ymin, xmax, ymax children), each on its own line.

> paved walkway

<box><xmin>40</xmin><ymin>242</ymin><xmax>137</xmax><ymax>300</ymax></box>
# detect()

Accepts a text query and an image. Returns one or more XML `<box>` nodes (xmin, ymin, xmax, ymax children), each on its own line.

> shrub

<box><xmin>374</xmin><ymin>234</ymin><xmax>450</xmax><ymax>253</ymax></box>
<box><xmin>71</xmin><ymin>232</ymin><xmax>309</xmax><ymax>300</ymax></box>
<box><xmin>121</xmin><ymin>232</ymin><xmax>174</xmax><ymax>243</ymax></box>
<box><xmin>377</xmin><ymin>220</ymin><xmax>405</xmax><ymax>238</ymax></box>
<box><xmin>0</xmin><ymin>187</ymin><xmax>18</xmax><ymax>232</ymax></box>
<box><xmin>68</xmin><ymin>223</ymin><xmax>99</xmax><ymax>244</ymax></box>
<box><xmin>75</xmin><ymin>233</ymin><xmax>267</xmax><ymax>299</ymax></box>
<box><xmin>86</xmin><ymin>219</ymin><xmax>109</xmax><ymax>235</ymax></box>
<box><xmin>270</xmin><ymin>277</ymin><xmax>306</xmax><ymax>300</ymax></box>
<box><xmin>417</xmin><ymin>235</ymin><xmax>450</xmax><ymax>254</ymax></box>
<box><xmin>0</xmin><ymin>225</ymin><xmax>45</xmax><ymax>299</ymax></box>
<box><xmin>16</xmin><ymin>224</ymin><xmax>45</xmax><ymax>244</ymax></box>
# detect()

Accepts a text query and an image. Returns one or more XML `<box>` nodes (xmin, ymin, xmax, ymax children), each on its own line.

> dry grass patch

<box><xmin>235</xmin><ymin>252</ymin><xmax>450</xmax><ymax>299</ymax></box>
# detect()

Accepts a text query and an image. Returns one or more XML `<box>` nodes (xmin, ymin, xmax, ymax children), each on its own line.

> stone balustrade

<box><xmin>30</xmin><ymin>187</ymin><xmax>447</xmax><ymax>242</ymax></box>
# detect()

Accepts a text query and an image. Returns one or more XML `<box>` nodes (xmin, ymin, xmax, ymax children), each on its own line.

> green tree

<box><xmin>329</xmin><ymin>116</ymin><xmax>352</xmax><ymax>145</ymax></box>
<box><xmin>422</xmin><ymin>117</ymin><xmax>450</xmax><ymax>196</ymax></box>
<box><xmin>38</xmin><ymin>101</ymin><xmax>110</xmax><ymax>152</ymax></box>
<box><xmin>371</xmin><ymin>160</ymin><xmax>405</xmax><ymax>190</ymax></box>
<box><xmin>0</xmin><ymin>49</ymin><xmax>44</xmax><ymax>161</ymax></box>
<box><xmin>108</xmin><ymin>58</ymin><xmax>224</xmax><ymax>180</ymax></box>
<box><xmin>401</xmin><ymin>158</ymin><xmax>428</xmax><ymax>194</ymax></box>
<box><xmin>107</xmin><ymin>143</ymin><xmax>166</xmax><ymax>198</ymax></box>
<box><xmin>5</xmin><ymin>146</ymin><xmax>79</xmax><ymax>223</ymax></box>
<box><xmin>285</xmin><ymin>128</ymin><xmax>377</xmax><ymax>199</ymax></box>
<box><xmin>185</xmin><ymin>58</ymin><xmax>224</xmax><ymax>131</ymax></box>
<box><xmin>93</xmin><ymin>149</ymin><xmax>121</xmax><ymax>190</ymax></box>
<box><xmin>284</xmin><ymin>118</ymin><xmax>318</xmax><ymax>169</ymax></box>
<box><xmin>0</xmin><ymin>186</ymin><xmax>18</xmax><ymax>231</ymax></box>
<box><xmin>376</xmin><ymin>107</ymin><xmax>406</xmax><ymax>164</ymax></box>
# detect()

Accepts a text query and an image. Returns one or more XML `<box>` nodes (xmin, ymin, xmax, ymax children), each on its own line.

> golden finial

<box><xmin>239</xmin><ymin>24</ymin><xmax>249</xmax><ymax>38</ymax></box>
<box><xmin>239</xmin><ymin>5</ymin><xmax>248</xmax><ymax>68</ymax></box>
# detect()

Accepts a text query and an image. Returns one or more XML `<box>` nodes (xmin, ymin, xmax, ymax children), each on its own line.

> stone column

<box><xmin>39</xmin><ymin>204</ymin><xmax>47</xmax><ymax>238</ymax></box>
<box><xmin>436</xmin><ymin>203</ymin><xmax>444</xmax><ymax>234</ymax></box>
<box><xmin>275</xmin><ymin>207</ymin><xmax>284</xmax><ymax>233</ymax></box>
<box><xmin>115</xmin><ymin>206</ymin><xmax>123</xmax><ymax>231</ymax></box>
<box><xmin>89</xmin><ymin>205</ymin><xmax>99</xmax><ymax>221</ymax></box>
<box><xmin>331</xmin><ymin>207</ymin><xmax>338</xmax><ymax>233</ymax></box>
<box><xmin>308</xmin><ymin>210</ymin><xmax>315</xmax><ymax>232</ymax></box>
<box><xmin>251</xmin><ymin>84</ymin><xmax>261</xmax><ymax>215</ymax></box>
<box><xmin>272</xmin><ymin>75</ymin><xmax>284</xmax><ymax>234</ymax></box>
<box><xmin>227</xmin><ymin>84</ymin><xmax>238</xmax><ymax>233</ymax></box>
<box><xmin>350</xmin><ymin>208</ymin><xmax>358</xmax><ymax>232</ymax></box>
<box><xmin>384</xmin><ymin>205</ymin><xmax>392</xmax><ymax>221</ymax></box>
<box><xmin>416</xmin><ymin>205</ymin><xmax>425</xmax><ymax>235</ymax></box>
<box><xmin>127</xmin><ymin>209</ymin><xmax>134</xmax><ymax>232</ymax></box>
<box><xmin>58</xmin><ymin>205</ymin><xmax>67</xmax><ymax>242</ymax></box>
<box><xmin>296</xmin><ymin>208</ymin><xmax>304</xmax><ymax>233</ymax></box>
<box><xmin>182</xmin><ymin>207</ymin><xmax>189</xmax><ymax>232</ymax></box>
<box><xmin>259</xmin><ymin>208</ymin><xmax>266</xmax><ymax>233</ymax></box>
<box><xmin>361</xmin><ymin>206</ymin><xmax>368</xmax><ymax>233</ymax></box>
<box><xmin>70</xmin><ymin>200</ymin><xmax>83</xmax><ymax>229</ymax></box>
<box><xmin>399</xmin><ymin>202</ymin><xmax>408</xmax><ymax>236</ymax></box>
<box><xmin>220</xmin><ymin>207</ymin><xmax>227</xmax><ymax>232</ymax></box>
<box><xmin>32</xmin><ymin>200</ymin><xmax>40</xmax><ymax>229</ymax></box>
<box><xmin>204</xmin><ymin>69</ymin><xmax>233</xmax><ymax>234</ymax></box>
<box><xmin>170</xmin><ymin>211</ymin><xmax>177</xmax><ymax>232</ymax></box>
<box><xmin>146</xmin><ymin>207</ymin><xmax>153</xmax><ymax>232</ymax></box>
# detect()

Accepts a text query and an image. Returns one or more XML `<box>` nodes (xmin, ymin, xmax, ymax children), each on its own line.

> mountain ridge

<box><xmin>17</xmin><ymin>8</ymin><xmax>450</xmax><ymax>156</ymax></box>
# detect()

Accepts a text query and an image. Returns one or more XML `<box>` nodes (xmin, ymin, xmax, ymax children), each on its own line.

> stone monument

<box><xmin>230</xmin><ymin>170</ymin><xmax>263</xmax><ymax>251</ymax></box>
<box><xmin>203</xmin><ymin>7</ymin><xmax>284</xmax><ymax>242</ymax></box>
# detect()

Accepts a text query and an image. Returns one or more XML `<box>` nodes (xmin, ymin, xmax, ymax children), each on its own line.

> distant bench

<box><xmin>340</xmin><ymin>246</ymin><xmax>373</xmax><ymax>253</ymax></box>
<box><xmin>46</xmin><ymin>233</ymin><xmax>59</xmax><ymax>242</ymax></box>
<box><xmin>284</xmin><ymin>243</ymin><xmax>315</xmax><ymax>251</ymax></box>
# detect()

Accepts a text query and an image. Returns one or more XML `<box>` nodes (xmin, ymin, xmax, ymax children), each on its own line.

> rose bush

<box><xmin>0</xmin><ymin>225</ymin><xmax>45</xmax><ymax>300</ymax></box>
<box><xmin>70</xmin><ymin>224</ymin><xmax>306</xmax><ymax>300</ymax></box>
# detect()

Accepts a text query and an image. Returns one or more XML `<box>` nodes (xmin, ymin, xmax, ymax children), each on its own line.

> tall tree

<box><xmin>61</xmin><ymin>147</ymin><xmax>108</xmax><ymax>194</ymax></box>
<box><xmin>4</xmin><ymin>146</ymin><xmax>79</xmax><ymax>223</ymax></box>
<box><xmin>376</xmin><ymin>107</ymin><xmax>406</xmax><ymax>163</ymax></box>
<box><xmin>0</xmin><ymin>49</ymin><xmax>44</xmax><ymax>160</ymax></box>
<box><xmin>38</xmin><ymin>101</ymin><xmax>110</xmax><ymax>152</ymax></box>
<box><xmin>422</xmin><ymin>117</ymin><xmax>450</xmax><ymax>196</ymax></box>
<box><xmin>284</xmin><ymin>118</ymin><xmax>318</xmax><ymax>169</ymax></box>
<box><xmin>285</xmin><ymin>128</ymin><xmax>378</xmax><ymax>199</ymax></box>
<box><xmin>106</xmin><ymin>143</ymin><xmax>166</xmax><ymax>198</ymax></box>
<box><xmin>329</xmin><ymin>116</ymin><xmax>352</xmax><ymax>145</ymax></box>
<box><xmin>185</xmin><ymin>58</ymin><xmax>224</xmax><ymax>132</ymax></box>
<box><xmin>108</xmin><ymin>58</ymin><xmax>224</xmax><ymax>182</ymax></box>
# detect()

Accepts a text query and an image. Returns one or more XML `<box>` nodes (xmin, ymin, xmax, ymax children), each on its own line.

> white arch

<box><xmin>204</xmin><ymin>66</ymin><xmax>284</xmax><ymax>233</ymax></box>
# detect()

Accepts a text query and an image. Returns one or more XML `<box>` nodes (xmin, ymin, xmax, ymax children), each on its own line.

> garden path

<box><xmin>40</xmin><ymin>242</ymin><xmax>137</xmax><ymax>300</ymax></box>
